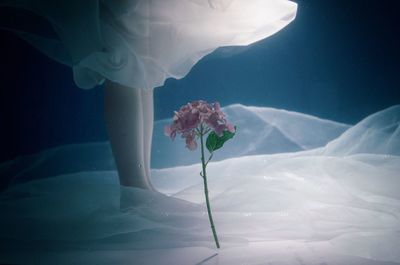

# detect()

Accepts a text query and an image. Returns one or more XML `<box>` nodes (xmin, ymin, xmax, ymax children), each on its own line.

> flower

<box><xmin>165</xmin><ymin>100</ymin><xmax>236</xmax><ymax>249</ymax></box>
<box><xmin>164</xmin><ymin>100</ymin><xmax>235</xmax><ymax>150</ymax></box>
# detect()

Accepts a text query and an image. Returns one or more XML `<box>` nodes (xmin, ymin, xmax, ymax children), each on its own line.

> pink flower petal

<box><xmin>164</xmin><ymin>125</ymin><xmax>172</xmax><ymax>137</ymax></box>
<box><xmin>226</xmin><ymin>123</ymin><xmax>235</xmax><ymax>133</ymax></box>
<box><xmin>165</xmin><ymin>100</ymin><xmax>235</xmax><ymax>149</ymax></box>
<box><xmin>186</xmin><ymin>138</ymin><xmax>197</xmax><ymax>150</ymax></box>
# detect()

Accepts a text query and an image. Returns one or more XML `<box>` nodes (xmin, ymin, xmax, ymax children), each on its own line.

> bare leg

<box><xmin>104</xmin><ymin>80</ymin><xmax>152</xmax><ymax>189</ymax></box>
<box><xmin>140</xmin><ymin>88</ymin><xmax>155</xmax><ymax>190</ymax></box>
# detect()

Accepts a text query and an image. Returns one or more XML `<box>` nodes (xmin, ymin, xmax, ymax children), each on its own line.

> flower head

<box><xmin>164</xmin><ymin>100</ymin><xmax>235</xmax><ymax>150</ymax></box>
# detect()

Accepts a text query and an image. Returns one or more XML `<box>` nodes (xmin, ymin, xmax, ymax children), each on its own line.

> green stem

<box><xmin>200</xmin><ymin>125</ymin><xmax>220</xmax><ymax>249</ymax></box>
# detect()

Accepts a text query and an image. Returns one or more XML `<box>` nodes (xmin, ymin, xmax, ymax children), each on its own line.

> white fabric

<box><xmin>0</xmin><ymin>0</ymin><xmax>297</xmax><ymax>89</ymax></box>
<box><xmin>1</xmin><ymin>105</ymin><xmax>399</xmax><ymax>265</ymax></box>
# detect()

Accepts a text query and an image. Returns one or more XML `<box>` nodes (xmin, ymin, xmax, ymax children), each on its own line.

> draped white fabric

<box><xmin>1</xmin><ymin>105</ymin><xmax>399</xmax><ymax>264</ymax></box>
<box><xmin>0</xmin><ymin>0</ymin><xmax>297</xmax><ymax>89</ymax></box>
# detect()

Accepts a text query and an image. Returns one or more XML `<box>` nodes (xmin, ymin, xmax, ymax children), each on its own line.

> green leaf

<box><xmin>206</xmin><ymin>126</ymin><xmax>236</xmax><ymax>153</ymax></box>
<box><xmin>206</xmin><ymin>132</ymin><xmax>217</xmax><ymax>153</ymax></box>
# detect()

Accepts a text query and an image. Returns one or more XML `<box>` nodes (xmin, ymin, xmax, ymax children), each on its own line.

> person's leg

<box><xmin>104</xmin><ymin>80</ymin><xmax>152</xmax><ymax>189</ymax></box>
<box><xmin>140</xmin><ymin>88</ymin><xmax>155</xmax><ymax>190</ymax></box>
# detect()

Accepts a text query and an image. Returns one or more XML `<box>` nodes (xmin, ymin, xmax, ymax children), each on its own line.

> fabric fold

<box><xmin>0</xmin><ymin>0</ymin><xmax>297</xmax><ymax>89</ymax></box>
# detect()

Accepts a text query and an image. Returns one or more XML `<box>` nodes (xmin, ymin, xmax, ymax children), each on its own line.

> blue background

<box><xmin>0</xmin><ymin>0</ymin><xmax>399</xmax><ymax>163</ymax></box>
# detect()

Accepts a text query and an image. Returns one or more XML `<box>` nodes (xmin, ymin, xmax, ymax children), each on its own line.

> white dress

<box><xmin>0</xmin><ymin>0</ymin><xmax>297</xmax><ymax>89</ymax></box>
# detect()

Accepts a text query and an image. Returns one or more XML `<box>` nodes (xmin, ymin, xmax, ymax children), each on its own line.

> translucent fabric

<box><xmin>1</xmin><ymin>105</ymin><xmax>399</xmax><ymax>265</ymax></box>
<box><xmin>0</xmin><ymin>0</ymin><xmax>297</xmax><ymax>89</ymax></box>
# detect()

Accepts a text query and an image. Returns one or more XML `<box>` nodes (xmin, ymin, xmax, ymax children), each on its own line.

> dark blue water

<box><xmin>0</xmin><ymin>0</ymin><xmax>399</xmax><ymax>163</ymax></box>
